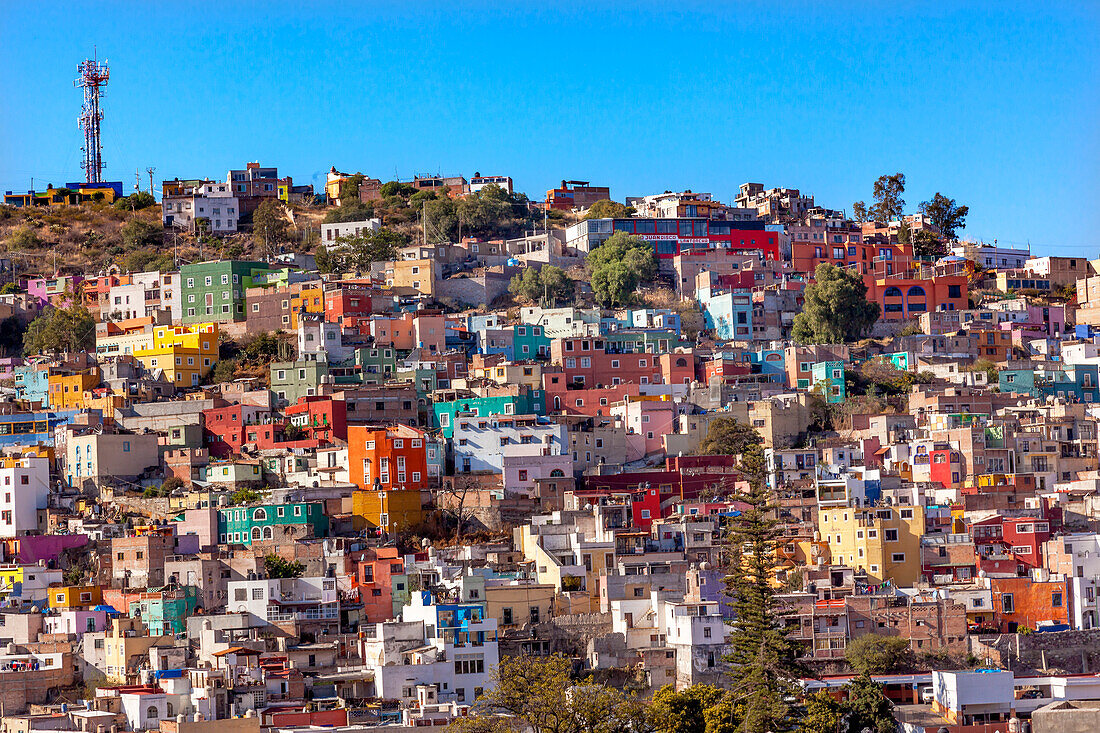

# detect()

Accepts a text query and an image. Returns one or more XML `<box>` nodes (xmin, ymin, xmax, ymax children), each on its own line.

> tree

<box><xmin>265</xmin><ymin>554</ymin><xmax>305</xmax><ymax>578</ymax></box>
<box><xmin>318</xmin><ymin>228</ymin><xmax>406</xmax><ymax>273</ymax></box>
<box><xmin>851</xmin><ymin>201</ymin><xmax>869</xmax><ymax>223</ymax></box>
<box><xmin>791</xmin><ymin>263</ymin><xmax>880</xmax><ymax>344</ymax></box>
<box><xmin>210</xmin><ymin>358</ymin><xmax>238</xmax><ymax>383</ymax></box>
<box><xmin>120</xmin><ymin>219</ymin><xmax>162</xmax><ymax>251</ymax></box>
<box><xmin>843</xmin><ymin>674</ymin><xmax>897</xmax><ymax>733</ymax></box>
<box><xmin>243</xmin><ymin>331</ymin><xmax>282</xmax><ymax>362</ymax></box>
<box><xmin>919</xmin><ymin>192</ymin><xmax>969</xmax><ymax>240</ymax></box>
<box><xmin>338</xmin><ymin>173</ymin><xmax>366</xmax><ymax>202</ymax></box>
<box><xmin>912</xmin><ymin>229</ymin><xmax>948</xmax><ymax>260</ymax></box>
<box><xmin>797</xmin><ymin>691</ymin><xmax>846</xmax><ymax>733</ymax></box>
<box><xmin>464</xmin><ymin>654</ymin><xmax>650</xmax><ymax>733</ymax></box>
<box><xmin>587</xmin><ymin>232</ymin><xmax>657</xmax><ymax>307</ymax></box>
<box><xmin>113</xmin><ymin>192</ymin><xmax>157</xmax><ymax>211</ymax></box>
<box><xmin>584</xmin><ymin>199</ymin><xmax>636</xmax><ymax>220</ymax></box>
<box><xmin>870</xmin><ymin>173</ymin><xmax>906</xmax><ymax>222</ymax></box>
<box><xmin>696</xmin><ymin>418</ymin><xmax>762</xmax><ymax>457</ymax></box>
<box><xmin>252</xmin><ymin>199</ymin><xmax>290</xmax><ymax>259</ymax></box>
<box><xmin>23</xmin><ymin>304</ymin><xmax>96</xmax><ymax>355</ymax></box>
<box><xmin>0</xmin><ymin>283</ymin><xmax>19</xmax><ymax>295</ymax></box>
<box><xmin>651</xmin><ymin>684</ymin><xmax>729</xmax><ymax>733</ymax></box>
<box><xmin>323</xmin><ymin>200</ymin><xmax>375</xmax><ymax>224</ymax></box>
<box><xmin>509</xmin><ymin>266</ymin><xmax>574</xmax><ymax>306</ymax></box>
<box><xmin>723</xmin><ymin>442</ymin><xmax>806</xmax><ymax>733</ymax></box>
<box><xmin>161</xmin><ymin>476</ymin><xmax>185</xmax><ymax>493</ymax></box>
<box><xmin>845</xmin><ymin>634</ymin><xmax>913</xmax><ymax>675</ymax></box>
<box><xmin>229</xmin><ymin>488</ymin><xmax>261</xmax><ymax>504</ymax></box>
<box><xmin>6</xmin><ymin>227</ymin><xmax>41</xmax><ymax>251</ymax></box>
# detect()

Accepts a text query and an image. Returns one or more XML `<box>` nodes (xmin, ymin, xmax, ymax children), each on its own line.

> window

<box><xmin>891</xmin><ymin>553</ymin><xmax>905</xmax><ymax>562</ymax></box>
<box><xmin>1052</xmin><ymin>592</ymin><xmax>1062</xmax><ymax>607</ymax></box>
<box><xmin>884</xmin><ymin>529</ymin><xmax>898</xmax><ymax>542</ymax></box>
<box><xmin>1001</xmin><ymin>593</ymin><xmax>1015</xmax><ymax>613</ymax></box>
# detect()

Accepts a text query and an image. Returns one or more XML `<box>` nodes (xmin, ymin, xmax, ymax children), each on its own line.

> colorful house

<box><xmin>133</xmin><ymin>322</ymin><xmax>219</xmax><ymax>387</ymax></box>
<box><xmin>217</xmin><ymin>502</ymin><xmax>328</xmax><ymax>546</ymax></box>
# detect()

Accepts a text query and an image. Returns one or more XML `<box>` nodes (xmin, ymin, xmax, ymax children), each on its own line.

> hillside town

<box><xmin>0</xmin><ymin>157</ymin><xmax>1097</xmax><ymax>733</ymax></box>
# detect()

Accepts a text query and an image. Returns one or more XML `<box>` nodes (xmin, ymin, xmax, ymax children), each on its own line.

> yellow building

<box><xmin>102</xmin><ymin>617</ymin><xmax>175</xmax><ymax>681</ymax></box>
<box><xmin>48</xmin><ymin>584</ymin><xmax>103</xmax><ymax>609</ymax></box>
<box><xmin>290</xmin><ymin>284</ymin><xmax>325</xmax><ymax>329</ymax></box>
<box><xmin>134</xmin><ymin>322</ymin><xmax>219</xmax><ymax>387</ymax></box>
<box><xmin>351</xmin><ymin>488</ymin><xmax>424</xmax><ymax>534</ymax></box>
<box><xmin>817</xmin><ymin>504</ymin><xmax>924</xmax><ymax>586</ymax></box>
<box><xmin>0</xmin><ymin>445</ymin><xmax>53</xmax><ymax>467</ymax></box>
<box><xmin>385</xmin><ymin>259</ymin><xmax>436</xmax><ymax>296</ymax></box>
<box><xmin>48</xmin><ymin>371</ymin><xmax>100</xmax><ymax>411</ymax></box>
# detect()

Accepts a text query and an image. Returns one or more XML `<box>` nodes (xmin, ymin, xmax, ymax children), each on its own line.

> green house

<box><xmin>129</xmin><ymin>585</ymin><xmax>200</xmax><ymax>633</ymax></box>
<box><xmin>432</xmin><ymin>391</ymin><xmax>546</xmax><ymax>438</ymax></box>
<box><xmin>180</xmin><ymin>260</ymin><xmax>275</xmax><ymax>324</ymax></box>
<box><xmin>218</xmin><ymin>502</ymin><xmax>329</xmax><ymax>545</ymax></box>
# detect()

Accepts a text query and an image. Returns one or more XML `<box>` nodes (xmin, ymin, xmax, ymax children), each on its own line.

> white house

<box><xmin>0</xmin><ymin>456</ymin><xmax>50</xmax><ymax>537</ymax></box>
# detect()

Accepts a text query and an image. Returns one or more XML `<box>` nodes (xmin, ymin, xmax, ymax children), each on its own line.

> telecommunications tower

<box><xmin>75</xmin><ymin>53</ymin><xmax>110</xmax><ymax>184</ymax></box>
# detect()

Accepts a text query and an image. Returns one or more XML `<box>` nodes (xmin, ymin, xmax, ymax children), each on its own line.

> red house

<box><xmin>354</xmin><ymin>546</ymin><xmax>405</xmax><ymax>622</ymax></box>
<box><xmin>284</xmin><ymin>396</ymin><xmax>347</xmax><ymax>443</ymax></box>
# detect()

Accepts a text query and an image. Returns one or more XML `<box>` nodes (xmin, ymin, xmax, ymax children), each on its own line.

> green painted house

<box><xmin>180</xmin><ymin>260</ymin><xmax>275</xmax><ymax>324</ymax></box>
<box><xmin>218</xmin><ymin>501</ymin><xmax>329</xmax><ymax>545</ymax></box>
<box><xmin>271</xmin><ymin>357</ymin><xmax>330</xmax><ymax>407</ymax></box>
<box><xmin>129</xmin><ymin>585</ymin><xmax>200</xmax><ymax>633</ymax></box>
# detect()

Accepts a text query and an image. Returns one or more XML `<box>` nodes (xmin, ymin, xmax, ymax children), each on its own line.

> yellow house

<box><xmin>0</xmin><ymin>445</ymin><xmax>53</xmax><ymax>467</ymax></box>
<box><xmin>351</xmin><ymin>488</ymin><xmax>424</xmax><ymax>534</ymax></box>
<box><xmin>290</xmin><ymin>285</ymin><xmax>325</xmax><ymax>329</ymax></box>
<box><xmin>48</xmin><ymin>584</ymin><xmax>103</xmax><ymax>609</ymax></box>
<box><xmin>817</xmin><ymin>504</ymin><xmax>925</xmax><ymax>586</ymax></box>
<box><xmin>134</xmin><ymin>322</ymin><xmax>219</xmax><ymax>387</ymax></box>
<box><xmin>102</xmin><ymin>617</ymin><xmax>176</xmax><ymax>681</ymax></box>
<box><xmin>48</xmin><ymin>371</ymin><xmax>100</xmax><ymax>411</ymax></box>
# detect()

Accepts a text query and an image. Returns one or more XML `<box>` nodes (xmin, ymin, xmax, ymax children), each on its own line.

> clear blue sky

<box><xmin>2</xmin><ymin>2</ymin><xmax>1097</xmax><ymax>256</ymax></box>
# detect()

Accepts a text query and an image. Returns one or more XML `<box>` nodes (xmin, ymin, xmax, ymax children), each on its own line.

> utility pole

<box><xmin>146</xmin><ymin>167</ymin><xmax>156</xmax><ymax>196</ymax></box>
<box><xmin>134</xmin><ymin>169</ymin><xmax>141</xmax><ymax>193</ymax></box>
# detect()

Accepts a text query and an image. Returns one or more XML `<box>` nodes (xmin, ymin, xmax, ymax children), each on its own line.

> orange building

<box><xmin>865</xmin><ymin>275</ymin><xmax>968</xmax><ymax>322</ymax></box>
<box><xmin>290</xmin><ymin>283</ymin><xmax>325</xmax><ymax>329</ymax></box>
<box><xmin>347</xmin><ymin>424</ymin><xmax>431</xmax><ymax>492</ymax></box>
<box><xmin>48</xmin><ymin>370</ymin><xmax>100</xmax><ymax>411</ymax></box>
<box><xmin>988</xmin><ymin>576</ymin><xmax>1069</xmax><ymax>632</ymax></box>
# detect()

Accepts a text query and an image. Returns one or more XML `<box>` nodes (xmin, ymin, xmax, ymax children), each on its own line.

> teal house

<box><xmin>810</xmin><ymin>360</ymin><xmax>846</xmax><ymax>403</ymax></box>
<box><xmin>218</xmin><ymin>502</ymin><xmax>329</xmax><ymax>545</ymax></box>
<box><xmin>130</xmin><ymin>585</ymin><xmax>200</xmax><ymax>633</ymax></box>
<box><xmin>433</xmin><ymin>391</ymin><xmax>546</xmax><ymax>438</ymax></box>
<box><xmin>512</xmin><ymin>324</ymin><xmax>551</xmax><ymax>360</ymax></box>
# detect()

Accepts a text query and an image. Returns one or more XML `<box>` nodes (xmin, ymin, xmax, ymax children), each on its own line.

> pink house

<box><xmin>611</xmin><ymin>396</ymin><xmax>678</xmax><ymax>457</ymax></box>
<box><xmin>25</xmin><ymin>275</ymin><xmax>84</xmax><ymax>309</ymax></box>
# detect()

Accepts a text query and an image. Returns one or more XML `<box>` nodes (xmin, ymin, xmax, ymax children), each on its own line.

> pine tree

<box><xmin>723</xmin><ymin>439</ymin><xmax>807</xmax><ymax>733</ymax></box>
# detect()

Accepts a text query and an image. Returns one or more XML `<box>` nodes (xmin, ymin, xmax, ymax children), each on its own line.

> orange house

<box><xmin>290</xmin><ymin>284</ymin><xmax>325</xmax><ymax>330</ymax></box>
<box><xmin>988</xmin><ymin>576</ymin><xmax>1068</xmax><ymax>632</ymax></box>
<box><xmin>347</xmin><ymin>424</ymin><xmax>431</xmax><ymax>492</ymax></box>
<box><xmin>369</xmin><ymin>313</ymin><xmax>417</xmax><ymax>351</ymax></box>
<box><xmin>48</xmin><ymin>370</ymin><xmax>100</xmax><ymax>411</ymax></box>
<box><xmin>866</xmin><ymin>275</ymin><xmax>968</xmax><ymax>322</ymax></box>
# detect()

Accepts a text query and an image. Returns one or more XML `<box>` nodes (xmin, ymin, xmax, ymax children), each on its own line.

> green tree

<box><xmin>912</xmin><ymin>229</ymin><xmax>948</xmax><ymax>259</ymax></box>
<box><xmin>461</xmin><ymin>654</ymin><xmax>650</xmax><ymax>733</ymax></box>
<box><xmin>320</xmin><ymin>228</ymin><xmax>406</xmax><ymax>273</ymax></box>
<box><xmin>843</xmin><ymin>674</ymin><xmax>897</xmax><ymax>733</ymax></box>
<box><xmin>651</xmin><ymin>684</ymin><xmax>729</xmax><ymax>733</ymax></box>
<box><xmin>113</xmin><ymin>192</ymin><xmax>157</xmax><ymax>211</ymax></box>
<box><xmin>6</xmin><ymin>227</ymin><xmax>41</xmax><ymax>251</ymax></box>
<box><xmin>584</xmin><ymin>199</ymin><xmax>636</xmax><ymax>219</ymax></box>
<box><xmin>723</xmin><ymin>442</ymin><xmax>806</xmax><ymax>733</ymax></box>
<box><xmin>0</xmin><ymin>283</ymin><xmax>19</xmax><ymax>295</ymax></box>
<box><xmin>243</xmin><ymin>331</ymin><xmax>282</xmax><ymax>362</ymax></box>
<box><xmin>120</xmin><ymin>219</ymin><xmax>162</xmax><ymax>250</ymax></box>
<box><xmin>338</xmin><ymin>173</ymin><xmax>366</xmax><ymax>202</ymax></box>
<box><xmin>851</xmin><ymin>201</ymin><xmax>869</xmax><ymax>223</ymax></box>
<box><xmin>587</xmin><ymin>232</ymin><xmax>657</xmax><ymax>307</ymax></box>
<box><xmin>322</xmin><ymin>200</ymin><xmax>376</xmax><ymax>224</ymax></box>
<box><xmin>845</xmin><ymin>634</ymin><xmax>913</xmax><ymax>675</ymax></box>
<box><xmin>264</xmin><ymin>554</ymin><xmax>305</xmax><ymax>578</ymax></box>
<box><xmin>797</xmin><ymin>691</ymin><xmax>846</xmax><ymax>733</ymax></box>
<box><xmin>210</xmin><ymin>358</ymin><xmax>238</xmax><ymax>383</ymax></box>
<box><xmin>869</xmin><ymin>173</ymin><xmax>906</xmax><ymax>222</ymax></box>
<box><xmin>696</xmin><ymin>418</ymin><xmax>762</xmax><ymax>457</ymax></box>
<box><xmin>791</xmin><ymin>263</ymin><xmax>880</xmax><ymax>344</ymax></box>
<box><xmin>252</xmin><ymin>199</ymin><xmax>290</xmax><ymax>258</ymax></box>
<box><xmin>919</xmin><ymin>192</ymin><xmax>969</xmax><ymax>240</ymax></box>
<box><xmin>509</xmin><ymin>266</ymin><xmax>574</xmax><ymax>306</ymax></box>
<box><xmin>23</xmin><ymin>304</ymin><xmax>96</xmax><ymax>355</ymax></box>
<box><xmin>229</xmin><ymin>488</ymin><xmax>261</xmax><ymax>504</ymax></box>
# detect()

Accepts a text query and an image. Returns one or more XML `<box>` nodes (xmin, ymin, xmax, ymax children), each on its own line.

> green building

<box><xmin>271</xmin><ymin>356</ymin><xmax>330</xmax><ymax>407</ymax></box>
<box><xmin>180</xmin><ymin>260</ymin><xmax>275</xmax><ymax>324</ymax></box>
<box><xmin>432</xmin><ymin>390</ymin><xmax>546</xmax><ymax>438</ymax></box>
<box><xmin>354</xmin><ymin>346</ymin><xmax>398</xmax><ymax>386</ymax></box>
<box><xmin>129</xmin><ymin>585</ymin><xmax>200</xmax><ymax>633</ymax></box>
<box><xmin>217</xmin><ymin>501</ymin><xmax>329</xmax><ymax>546</ymax></box>
<box><xmin>512</xmin><ymin>324</ymin><xmax>551</xmax><ymax>360</ymax></box>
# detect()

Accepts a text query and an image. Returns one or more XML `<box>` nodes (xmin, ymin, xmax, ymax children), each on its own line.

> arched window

<box><xmin>251</xmin><ymin>527</ymin><xmax>261</xmax><ymax>541</ymax></box>
<box><xmin>263</xmin><ymin>526</ymin><xmax>274</xmax><ymax>540</ymax></box>
<box><xmin>147</xmin><ymin>707</ymin><xmax>159</xmax><ymax>720</ymax></box>
<box><xmin>765</xmin><ymin>353</ymin><xmax>782</xmax><ymax>362</ymax></box>
<box><xmin>553</xmin><ymin>396</ymin><xmax>561</xmax><ymax>410</ymax></box>
<box><xmin>166</xmin><ymin>703</ymin><xmax>175</xmax><ymax>717</ymax></box>
<box><xmin>675</xmin><ymin>358</ymin><xmax>687</xmax><ymax>367</ymax></box>
<box><xmin>549</xmin><ymin>469</ymin><xmax>565</xmax><ymax>478</ymax></box>
<box><xmin>907</xmin><ymin>286</ymin><xmax>926</xmax><ymax>298</ymax></box>
<box><xmin>884</xmin><ymin>287</ymin><xmax>903</xmax><ymax>297</ymax></box>
<box><xmin>253</xmin><ymin>508</ymin><xmax>267</xmax><ymax>521</ymax></box>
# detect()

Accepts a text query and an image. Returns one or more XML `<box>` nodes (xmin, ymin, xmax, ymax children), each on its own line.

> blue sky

<box><xmin>2</xmin><ymin>2</ymin><xmax>1097</xmax><ymax>255</ymax></box>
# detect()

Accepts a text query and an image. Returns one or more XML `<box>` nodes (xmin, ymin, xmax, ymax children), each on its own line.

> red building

<box><xmin>203</xmin><ymin>404</ymin><xmax>323</xmax><ymax>458</ymax></box>
<box><xmin>587</xmin><ymin>218</ymin><xmax>780</xmax><ymax>260</ymax></box>
<box><xmin>283</xmin><ymin>396</ymin><xmax>347</xmax><ymax>443</ymax></box>
<box><xmin>347</xmin><ymin>424</ymin><xmax>432</xmax><ymax>491</ymax></box>
<box><xmin>324</xmin><ymin>284</ymin><xmax>372</xmax><ymax>327</ymax></box>
<box><xmin>790</xmin><ymin>234</ymin><xmax>910</xmax><ymax>277</ymax></box>
<box><xmin>928</xmin><ymin>446</ymin><xmax>964</xmax><ymax>489</ymax></box>
<box><xmin>542</xmin><ymin>379</ymin><xmax>641</xmax><ymax>416</ymax></box>
<box><xmin>548</xmin><ymin>338</ymin><xmax>695</xmax><ymax>388</ymax></box>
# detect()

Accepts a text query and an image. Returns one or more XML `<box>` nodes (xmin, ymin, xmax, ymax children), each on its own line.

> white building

<box><xmin>450</xmin><ymin>413</ymin><xmax>567</xmax><ymax>474</ymax></box>
<box><xmin>468</xmin><ymin>175</ymin><xmax>513</xmax><ymax>194</ymax></box>
<box><xmin>226</xmin><ymin>576</ymin><xmax>339</xmax><ymax>625</ymax></box>
<box><xmin>163</xmin><ymin>181</ymin><xmax>240</xmax><ymax>234</ymax></box>
<box><xmin>360</xmin><ymin>591</ymin><xmax>499</xmax><ymax>706</ymax></box>
<box><xmin>951</xmin><ymin>242</ymin><xmax>1030</xmax><ymax>270</ymax></box>
<box><xmin>1058</xmin><ymin>533</ymin><xmax>1100</xmax><ymax>630</ymax></box>
<box><xmin>320</xmin><ymin>218</ymin><xmax>381</xmax><ymax>244</ymax></box>
<box><xmin>0</xmin><ymin>456</ymin><xmax>50</xmax><ymax>537</ymax></box>
<box><xmin>297</xmin><ymin>313</ymin><xmax>354</xmax><ymax>363</ymax></box>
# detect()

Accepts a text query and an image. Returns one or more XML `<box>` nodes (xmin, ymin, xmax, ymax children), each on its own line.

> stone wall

<box><xmin>969</xmin><ymin>629</ymin><xmax>1100</xmax><ymax>673</ymax></box>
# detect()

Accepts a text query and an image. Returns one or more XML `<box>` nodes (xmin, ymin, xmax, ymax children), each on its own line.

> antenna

<box><xmin>75</xmin><ymin>54</ymin><xmax>110</xmax><ymax>184</ymax></box>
